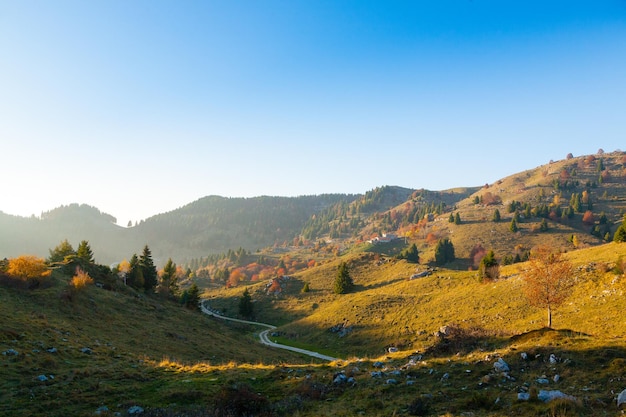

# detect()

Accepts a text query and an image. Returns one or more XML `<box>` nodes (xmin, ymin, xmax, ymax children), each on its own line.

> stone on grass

<box><xmin>520</xmin><ymin>352</ymin><xmax>528</xmax><ymax>360</ymax></box>
<box><xmin>536</xmin><ymin>378</ymin><xmax>550</xmax><ymax>385</ymax></box>
<box><xmin>537</xmin><ymin>390</ymin><xmax>576</xmax><ymax>403</ymax></box>
<box><xmin>127</xmin><ymin>405</ymin><xmax>144</xmax><ymax>415</ymax></box>
<box><xmin>386</xmin><ymin>379</ymin><xmax>398</xmax><ymax>385</ymax></box>
<box><xmin>36</xmin><ymin>375</ymin><xmax>48</xmax><ymax>382</ymax></box>
<box><xmin>47</xmin><ymin>347</ymin><xmax>57</xmax><ymax>353</ymax></box>
<box><xmin>80</xmin><ymin>347</ymin><xmax>93</xmax><ymax>354</ymax></box>
<box><xmin>3</xmin><ymin>349</ymin><xmax>18</xmax><ymax>356</ymax></box>
<box><xmin>371</xmin><ymin>371</ymin><xmax>382</xmax><ymax>378</ymax></box>
<box><xmin>549</xmin><ymin>354</ymin><xmax>558</xmax><ymax>364</ymax></box>
<box><xmin>617</xmin><ymin>389</ymin><xmax>626</xmax><ymax>409</ymax></box>
<box><xmin>553</xmin><ymin>374</ymin><xmax>560</xmax><ymax>383</ymax></box>
<box><xmin>373</xmin><ymin>361</ymin><xmax>384</xmax><ymax>368</ymax></box>
<box><xmin>494</xmin><ymin>358</ymin><xmax>509</xmax><ymax>373</ymax></box>
<box><xmin>517</xmin><ymin>392</ymin><xmax>531</xmax><ymax>401</ymax></box>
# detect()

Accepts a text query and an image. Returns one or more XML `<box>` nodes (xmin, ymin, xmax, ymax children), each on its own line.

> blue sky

<box><xmin>1</xmin><ymin>1</ymin><xmax>625</xmax><ymax>225</ymax></box>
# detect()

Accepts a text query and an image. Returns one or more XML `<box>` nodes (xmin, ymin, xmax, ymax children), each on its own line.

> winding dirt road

<box><xmin>200</xmin><ymin>300</ymin><xmax>338</xmax><ymax>362</ymax></box>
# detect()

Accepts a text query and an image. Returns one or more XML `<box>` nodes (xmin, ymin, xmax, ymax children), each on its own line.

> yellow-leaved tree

<box><xmin>7</xmin><ymin>255</ymin><xmax>51</xmax><ymax>281</ymax></box>
<box><xmin>522</xmin><ymin>246</ymin><xmax>575</xmax><ymax>328</ymax></box>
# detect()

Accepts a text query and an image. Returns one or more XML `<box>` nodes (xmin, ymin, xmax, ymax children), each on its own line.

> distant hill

<box><xmin>2</xmin><ymin>151</ymin><xmax>625</xmax><ymax>267</ymax></box>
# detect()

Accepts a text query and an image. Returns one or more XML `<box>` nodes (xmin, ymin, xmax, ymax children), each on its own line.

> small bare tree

<box><xmin>523</xmin><ymin>246</ymin><xmax>575</xmax><ymax>328</ymax></box>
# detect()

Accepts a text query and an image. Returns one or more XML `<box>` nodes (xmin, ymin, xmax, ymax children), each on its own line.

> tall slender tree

<box><xmin>76</xmin><ymin>240</ymin><xmax>94</xmax><ymax>264</ymax></box>
<box><xmin>126</xmin><ymin>254</ymin><xmax>144</xmax><ymax>290</ymax></box>
<box><xmin>139</xmin><ymin>245</ymin><xmax>158</xmax><ymax>292</ymax></box>
<box><xmin>334</xmin><ymin>262</ymin><xmax>354</xmax><ymax>294</ymax></box>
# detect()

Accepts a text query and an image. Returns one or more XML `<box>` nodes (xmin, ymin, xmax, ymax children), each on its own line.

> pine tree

<box><xmin>183</xmin><ymin>283</ymin><xmax>200</xmax><ymax>310</ymax></box>
<box><xmin>454</xmin><ymin>212</ymin><xmax>461</xmax><ymax>225</ymax></box>
<box><xmin>540</xmin><ymin>218</ymin><xmax>548</xmax><ymax>232</ymax></box>
<box><xmin>614</xmin><ymin>215</ymin><xmax>626</xmax><ymax>243</ymax></box>
<box><xmin>160</xmin><ymin>258</ymin><xmax>179</xmax><ymax>297</ymax></box>
<box><xmin>238</xmin><ymin>288</ymin><xmax>253</xmax><ymax>318</ymax></box>
<box><xmin>127</xmin><ymin>254</ymin><xmax>144</xmax><ymax>289</ymax></box>
<box><xmin>434</xmin><ymin>238</ymin><xmax>455</xmax><ymax>265</ymax></box>
<box><xmin>76</xmin><ymin>240</ymin><xmax>94</xmax><ymax>264</ymax></box>
<box><xmin>399</xmin><ymin>243</ymin><xmax>420</xmax><ymax>263</ymax></box>
<box><xmin>492</xmin><ymin>209</ymin><xmax>501</xmax><ymax>222</ymax></box>
<box><xmin>139</xmin><ymin>245</ymin><xmax>158</xmax><ymax>292</ymax></box>
<box><xmin>448</xmin><ymin>213</ymin><xmax>455</xmax><ymax>223</ymax></box>
<box><xmin>479</xmin><ymin>250</ymin><xmax>499</xmax><ymax>281</ymax></box>
<box><xmin>334</xmin><ymin>262</ymin><xmax>354</xmax><ymax>294</ymax></box>
<box><xmin>509</xmin><ymin>219</ymin><xmax>519</xmax><ymax>233</ymax></box>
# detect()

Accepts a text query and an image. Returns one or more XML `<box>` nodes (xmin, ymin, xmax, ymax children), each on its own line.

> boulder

<box><xmin>549</xmin><ymin>354</ymin><xmax>558</xmax><ymax>364</ymax></box>
<box><xmin>536</xmin><ymin>378</ymin><xmax>550</xmax><ymax>385</ymax></box>
<box><xmin>618</xmin><ymin>389</ymin><xmax>626</xmax><ymax>409</ymax></box>
<box><xmin>537</xmin><ymin>390</ymin><xmax>576</xmax><ymax>403</ymax></box>
<box><xmin>127</xmin><ymin>405</ymin><xmax>144</xmax><ymax>415</ymax></box>
<box><xmin>2</xmin><ymin>349</ymin><xmax>18</xmax><ymax>356</ymax></box>
<box><xmin>520</xmin><ymin>352</ymin><xmax>528</xmax><ymax>360</ymax></box>
<box><xmin>517</xmin><ymin>392</ymin><xmax>531</xmax><ymax>401</ymax></box>
<box><xmin>36</xmin><ymin>375</ymin><xmax>48</xmax><ymax>382</ymax></box>
<box><xmin>386</xmin><ymin>379</ymin><xmax>398</xmax><ymax>385</ymax></box>
<box><xmin>494</xmin><ymin>358</ymin><xmax>510</xmax><ymax>373</ymax></box>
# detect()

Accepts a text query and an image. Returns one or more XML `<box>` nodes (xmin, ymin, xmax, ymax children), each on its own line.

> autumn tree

<box><xmin>582</xmin><ymin>210</ymin><xmax>595</xmax><ymax>226</ymax></box>
<box><xmin>238</xmin><ymin>288</ymin><xmax>253</xmax><ymax>318</ymax></box>
<box><xmin>522</xmin><ymin>246</ymin><xmax>575</xmax><ymax>328</ymax></box>
<box><xmin>7</xmin><ymin>255</ymin><xmax>51</xmax><ymax>281</ymax></box>
<box><xmin>48</xmin><ymin>239</ymin><xmax>75</xmax><ymax>264</ymax></box>
<box><xmin>334</xmin><ymin>262</ymin><xmax>354</xmax><ymax>294</ymax></box>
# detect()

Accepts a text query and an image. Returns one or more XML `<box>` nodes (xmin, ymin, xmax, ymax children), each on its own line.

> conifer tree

<box><xmin>509</xmin><ymin>218</ymin><xmax>519</xmax><ymax>233</ymax></box>
<box><xmin>479</xmin><ymin>250</ymin><xmax>499</xmax><ymax>281</ymax></box>
<box><xmin>454</xmin><ymin>212</ymin><xmax>461</xmax><ymax>225</ymax></box>
<box><xmin>160</xmin><ymin>258</ymin><xmax>179</xmax><ymax>296</ymax></box>
<box><xmin>127</xmin><ymin>254</ymin><xmax>144</xmax><ymax>289</ymax></box>
<box><xmin>334</xmin><ymin>262</ymin><xmax>354</xmax><ymax>294</ymax></box>
<box><xmin>434</xmin><ymin>238</ymin><xmax>455</xmax><ymax>265</ymax></box>
<box><xmin>238</xmin><ymin>288</ymin><xmax>253</xmax><ymax>318</ymax></box>
<box><xmin>614</xmin><ymin>215</ymin><xmax>626</xmax><ymax>243</ymax></box>
<box><xmin>540</xmin><ymin>218</ymin><xmax>549</xmax><ymax>232</ymax></box>
<box><xmin>492</xmin><ymin>209</ymin><xmax>501</xmax><ymax>222</ymax></box>
<box><xmin>139</xmin><ymin>245</ymin><xmax>158</xmax><ymax>292</ymax></box>
<box><xmin>76</xmin><ymin>240</ymin><xmax>94</xmax><ymax>264</ymax></box>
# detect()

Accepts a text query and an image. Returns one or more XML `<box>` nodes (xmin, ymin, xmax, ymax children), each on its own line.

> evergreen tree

<box><xmin>492</xmin><ymin>209</ymin><xmax>501</xmax><ymax>222</ymax></box>
<box><xmin>614</xmin><ymin>215</ymin><xmax>626</xmax><ymax>243</ymax></box>
<box><xmin>509</xmin><ymin>218</ymin><xmax>519</xmax><ymax>233</ymax></box>
<box><xmin>139</xmin><ymin>245</ymin><xmax>158</xmax><ymax>292</ymax></box>
<box><xmin>127</xmin><ymin>254</ymin><xmax>144</xmax><ymax>289</ymax></box>
<box><xmin>334</xmin><ymin>262</ymin><xmax>354</xmax><ymax>294</ymax></box>
<box><xmin>47</xmin><ymin>239</ymin><xmax>75</xmax><ymax>264</ymax></box>
<box><xmin>434</xmin><ymin>238</ymin><xmax>455</xmax><ymax>265</ymax></box>
<box><xmin>448</xmin><ymin>213</ymin><xmax>455</xmax><ymax>223</ymax></box>
<box><xmin>399</xmin><ymin>243</ymin><xmax>419</xmax><ymax>263</ymax></box>
<box><xmin>76</xmin><ymin>240</ymin><xmax>94</xmax><ymax>264</ymax></box>
<box><xmin>160</xmin><ymin>258</ymin><xmax>179</xmax><ymax>297</ymax></box>
<box><xmin>540</xmin><ymin>218</ymin><xmax>549</xmax><ymax>232</ymax></box>
<box><xmin>454</xmin><ymin>212</ymin><xmax>461</xmax><ymax>225</ymax></box>
<box><xmin>183</xmin><ymin>283</ymin><xmax>200</xmax><ymax>310</ymax></box>
<box><xmin>238</xmin><ymin>288</ymin><xmax>253</xmax><ymax>318</ymax></box>
<box><xmin>479</xmin><ymin>250</ymin><xmax>499</xmax><ymax>281</ymax></box>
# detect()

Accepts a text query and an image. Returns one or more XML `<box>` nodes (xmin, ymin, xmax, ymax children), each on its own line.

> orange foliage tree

<box><xmin>522</xmin><ymin>246</ymin><xmax>575</xmax><ymax>328</ymax></box>
<box><xmin>582</xmin><ymin>210</ymin><xmax>595</xmax><ymax>225</ymax></box>
<box><xmin>7</xmin><ymin>255</ymin><xmax>51</xmax><ymax>281</ymax></box>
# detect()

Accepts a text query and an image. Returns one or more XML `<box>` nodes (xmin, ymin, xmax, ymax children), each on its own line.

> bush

<box><xmin>70</xmin><ymin>268</ymin><xmax>94</xmax><ymax>290</ymax></box>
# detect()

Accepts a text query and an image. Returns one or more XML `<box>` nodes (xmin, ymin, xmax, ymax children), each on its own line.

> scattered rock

<box><xmin>127</xmin><ymin>405</ymin><xmax>144</xmax><ymax>415</ymax></box>
<box><xmin>520</xmin><ymin>352</ymin><xmax>528</xmax><ymax>360</ymax></box>
<box><xmin>406</xmin><ymin>380</ymin><xmax>416</xmax><ymax>386</ymax></box>
<box><xmin>617</xmin><ymin>389</ymin><xmax>626</xmax><ymax>409</ymax></box>
<box><xmin>441</xmin><ymin>373</ymin><xmax>449</xmax><ymax>381</ymax></box>
<box><xmin>386</xmin><ymin>378</ymin><xmax>398</xmax><ymax>385</ymax></box>
<box><xmin>36</xmin><ymin>375</ymin><xmax>48</xmax><ymax>382</ymax></box>
<box><xmin>549</xmin><ymin>354</ymin><xmax>558</xmax><ymax>365</ymax></box>
<box><xmin>333</xmin><ymin>372</ymin><xmax>347</xmax><ymax>385</ymax></box>
<box><xmin>536</xmin><ymin>378</ymin><xmax>550</xmax><ymax>385</ymax></box>
<box><xmin>537</xmin><ymin>390</ymin><xmax>576</xmax><ymax>403</ymax></box>
<box><xmin>372</xmin><ymin>361</ymin><xmax>384</xmax><ymax>368</ymax></box>
<box><xmin>47</xmin><ymin>347</ymin><xmax>58</xmax><ymax>353</ymax></box>
<box><xmin>370</xmin><ymin>371</ymin><xmax>383</xmax><ymax>378</ymax></box>
<box><xmin>3</xmin><ymin>349</ymin><xmax>19</xmax><ymax>356</ymax></box>
<box><xmin>81</xmin><ymin>347</ymin><xmax>93</xmax><ymax>354</ymax></box>
<box><xmin>518</xmin><ymin>392</ymin><xmax>531</xmax><ymax>401</ymax></box>
<box><xmin>95</xmin><ymin>406</ymin><xmax>109</xmax><ymax>415</ymax></box>
<box><xmin>553</xmin><ymin>374</ymin><xmax>560</xmax><ymax>383</ymax></box>
<box><xmin>388</xmin><ymin>347</ymin><xmax>398</xmax><ymax>353</ymax></box>
<box><xmin>494</xmin><ymin>358</ymin><xmax>509</xmax><ymax>373</ymax></box>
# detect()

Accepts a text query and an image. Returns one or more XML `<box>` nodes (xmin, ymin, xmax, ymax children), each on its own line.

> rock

<box><xmin>95</xmin><ymin>406</ymin><xmax>109</xmax><ymax>415</ymax></box>
<box><xmin>3</xmin><ymin>349</ymin><xmax>19</xmax><ymax>356</ymax></box>
<box><xmin>333</xmin><ymin>373</ymin><xmax>347</xmax><ymax>384</ymax></box>
<box><xmin>537</xmin><ymin>390</ymin><xmax>576</xmax><ymax>403</ymax></box>
<box><xmin>81</xmin><ymin>347</ymin><xmax>93</xmax><ymax>354</ymax></box>
<box><xmin>36</xmin><ymin>375</ymin><xmax>48</xmax><ymax>382</ymax></box>
<box><xmin>406</xmin><ymin>380</ymin><xmax>416</xmax><ymax>386</ymax></box>
<box><xmin>373</xmin><ymin>361</ymin><xmax>384</xmax><ymax>368</ymax></box>
<box><xmin>441</xmin><ymin>373</ymin><xmax>449</xmax><ymax>381</ymax></box>
<box><xmin>617</xmin><ymin>388</ymin><xmax>626</xmax><ymax>409</ymax></box>
<box><xmin>347</xmin><ymin>377</ymin><xmax>356</xmax><ymax>385</ymax></box>
<box><xmin>47</xmin><ymin>347</ymin><xmax>58</xmax><ymax>353</ymax></box>
<box><xmin>388</xmin><ymin>347</ymin><xmax>398</xmax><ymax>353</ymax></box>
<box><xmin>370</xmin><ymin>371</ymin><xmax>383</xmax><ymax>378</ymax></box>
<box><xmin>520</xmin><ymin>352</ymin><xmax>528</xmax><ymax>360</ymax></box>
<box><xmin>391</xmin><ymin>370</ymin><xmax>402</xmax><ymax>376</ymax></box>
<box><xmin>553</xmin><ymin>374</ymin><xmax>560</xmax><ymax>383</ymax></box>
<box><xmin>517</xmin><ymin>392</ymin><xmax>531</xmax><ymax>401</ymax></box>
<box><xmin>127</xmin><ymin>405</ymin><xmax>144</xmax><ymax>415</ymax></box>
<box><xmin>494</xmin><ymin>358</ymin><xmax>510</xmax><ymax>373</ymax></box>
<box><xmin>536</xmin><ymin>378</ymin><xmax>550</xmax><ymax>385</ymax></box>
<box><xmin>549</xmin><ymin>354</ymin><xmax>558</xmax><ymax>365</ymax></box>
<box><xmin>386</xmin><ymin>379</ymin><xmax>398</xmax><ymax>385</ymax></box>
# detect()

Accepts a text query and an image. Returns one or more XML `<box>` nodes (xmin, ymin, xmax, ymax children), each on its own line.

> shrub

<box><xmin>70</xmin><ymin>268</ymin><xmax>94</xmax><ymax>290</ymax></box>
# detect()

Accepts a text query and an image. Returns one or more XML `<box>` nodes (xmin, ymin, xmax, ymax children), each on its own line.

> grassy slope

<box><xmin>0</xmin><ymin>274</ymin><xmax>312</xmax><ymax>417</ymax></box>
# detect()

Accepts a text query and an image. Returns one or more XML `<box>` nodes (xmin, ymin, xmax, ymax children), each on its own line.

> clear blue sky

<box><xmin>2</xmin><ymin>1</ymin><xmax>625</xmax><ymax>225</ymax></box>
